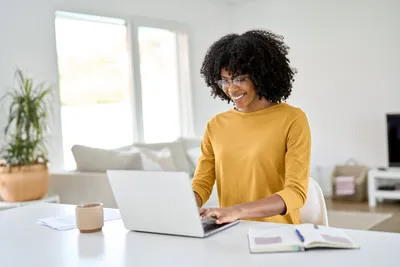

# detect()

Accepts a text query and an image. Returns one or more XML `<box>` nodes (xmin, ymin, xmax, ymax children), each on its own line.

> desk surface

<box><xmin>0</xmin><ymin>195</ymin><xmax>60</xmax><ymax>210</ymax></box>
<box><xmin>1</xmin><ymin>203</ymin><xmax>399</xmax><ymax>267</ymax></box>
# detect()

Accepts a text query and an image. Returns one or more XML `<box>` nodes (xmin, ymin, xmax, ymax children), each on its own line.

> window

<box><xmin>54</xmin><ymin>12</ymin><xmax>192</xmax><ymax>170</ymax></box>
<box><xmin>138</xmin><ymin>27</ymin><xmax>181</xmax><ymax>143</ymax></box>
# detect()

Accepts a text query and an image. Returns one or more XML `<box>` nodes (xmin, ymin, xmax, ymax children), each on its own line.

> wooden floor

<box><xmin>326</xmin><ymin>198</ymin><xmax>400</xmax><ymax>233</ymax></box>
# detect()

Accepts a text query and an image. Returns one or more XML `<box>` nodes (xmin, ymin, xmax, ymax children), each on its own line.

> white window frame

<box><xmin>53</xmin><ymin>8</ymin><xmax>195</xmax><ymax>149</ymax></box>
<box><xmin>127</xmin><ymin>16</ymin><xmax>195</xmax><ymax>142</ymax></box>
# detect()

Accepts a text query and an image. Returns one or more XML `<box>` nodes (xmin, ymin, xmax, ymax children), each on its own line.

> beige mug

<box><xmin>75</xmin><ymin>202</ymin><xmax>104</xmax><ymax>233</ymax></box>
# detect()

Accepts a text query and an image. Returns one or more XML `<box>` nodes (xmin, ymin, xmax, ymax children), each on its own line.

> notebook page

<box><xmin>296</xmin><ymin>224</ymin><xmax>359</xmax><ymax>248</ymax></box>
<box><xmin>312</xmin><ymin>225</ymin><xmax>359</xmax><ymax>248</ymax></box>
<box><xmin>248</xmin><ymin>226</ymin><xmax>304</xmax><ymax>252</ymax></box>
<box><xmin>295</xmin><ymin>224</ymin><xmax>324</xmax><ymax>246</ymax></box>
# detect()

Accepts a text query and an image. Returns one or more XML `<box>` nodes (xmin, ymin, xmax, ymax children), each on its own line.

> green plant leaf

<box><xmin>1</xmin><ymin>68</ymin><xmax>52</xmax><ymax>167</ymax></box>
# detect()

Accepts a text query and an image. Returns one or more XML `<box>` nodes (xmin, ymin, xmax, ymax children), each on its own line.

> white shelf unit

<box><xmin>368</xmin><ymin>169</ymin><xmax>400</xmax><ymax>207</ymax></box>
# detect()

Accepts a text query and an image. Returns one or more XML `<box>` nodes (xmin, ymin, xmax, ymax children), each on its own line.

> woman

<box><xmin>192</xmin><ymin>29</ymin><xmax>311</xmax><ymax>225</ymax></box>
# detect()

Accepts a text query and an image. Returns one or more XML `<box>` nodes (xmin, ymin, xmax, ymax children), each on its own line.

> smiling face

<box><xmin>218</xmin><ymin>68</ymin><xmax>271</xmax><ymax>113</ymax></box>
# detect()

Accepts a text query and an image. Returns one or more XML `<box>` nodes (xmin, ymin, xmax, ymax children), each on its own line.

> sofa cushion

<box><xmin>133</xmin><ymin>141</ymin><xmax>192</xmax><ymax>174</ymax></box>
<box><xmin>133</xmin><ymin>146</ymin><xmax>177</xmax><ymax>171</ymax></box>
<box><xmin>186</xmin><ymin>147</ymin><xmax>201</xmax><ymax>167</ymax></box>
<box><xmin>71</xmin><ymin>145</ymin><xmax>142</xmax><ymax>172</ymax></box>
<box><xmin>73</xmin><ymin>144</ymin><xmax>178</xmax><ymax>172</ymax></box>
<box><xmin>176</xmin><ymin>137</ymin><xmax>201</xmax><ymax>174</ymax></box>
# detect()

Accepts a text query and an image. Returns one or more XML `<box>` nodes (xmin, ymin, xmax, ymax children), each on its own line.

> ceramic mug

<box><xmin>75</xmin><ymin>202</ymin><xmax>104</xmax><ymax>233</ymax></box>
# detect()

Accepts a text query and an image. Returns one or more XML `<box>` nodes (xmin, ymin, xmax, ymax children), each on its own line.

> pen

<box><xmin>295</xmin><ymin>229</ymin><xmax>305</xmax><ymax>242</ymax></box>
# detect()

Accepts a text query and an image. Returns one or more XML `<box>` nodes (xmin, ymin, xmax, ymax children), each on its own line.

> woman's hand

<box><xmin>197</xmin><ymin>195</ymin><xmax>287</xmax><ymax>224</ymax></box>
<box><xmin>199</xmin><ymin>207</ymin><xmax>242</xmax><ymax>224</ymax></box>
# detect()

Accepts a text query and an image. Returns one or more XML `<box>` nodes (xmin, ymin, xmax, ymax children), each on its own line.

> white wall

<box><xmin>232</xmin><ymin>0</ymin><xmax>400</xmax><ymax>194</ymax></box>
<box><xmin>0</xmin><ymin>0</ymin><xmax>63</xmax><ymax>169</ymax></box>
<box><xmin>0</xmin><ymin>0</ymin><xmax>231</xmax><ymax>170</ymax></box>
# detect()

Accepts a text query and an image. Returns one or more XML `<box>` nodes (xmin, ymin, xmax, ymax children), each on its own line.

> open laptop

<box><xmin>106</xmin><ymin>170</ymin><xmax>239</xmax><ymax>238</ymax></box>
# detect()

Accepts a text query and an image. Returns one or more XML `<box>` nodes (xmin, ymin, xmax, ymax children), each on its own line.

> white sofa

<box><xmin>48</xmin><ymin>137</ymin><xmax>219</xmax><ymax>208</ymax></box>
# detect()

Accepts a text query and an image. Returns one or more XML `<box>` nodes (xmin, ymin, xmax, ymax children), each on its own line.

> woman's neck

<box><xmin>236</xmin><ymin>97</ymin><xmax>276</xmax><ymax>113</ymax></box>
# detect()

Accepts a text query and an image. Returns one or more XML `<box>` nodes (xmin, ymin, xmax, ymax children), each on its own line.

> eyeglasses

<box><xmin>216</xmin><ymin>76</ymin><xmax>250</xmax><ymax>90</ymax></box>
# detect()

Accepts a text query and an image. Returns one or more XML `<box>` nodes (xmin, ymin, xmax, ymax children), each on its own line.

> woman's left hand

<box><xmin>199</xmin><ymin>207</ymin><xmax>242</xmax><ymax>224</ymax></box>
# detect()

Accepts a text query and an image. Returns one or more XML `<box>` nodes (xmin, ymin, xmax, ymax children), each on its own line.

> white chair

<box><xmin>300</xmin><ymin>177</ymin><xmax>329</xmax><ymax>226</ymax></box>
<box><xmin>203</xmin><ymin>184</ymin><xmax>219</xmax><ymax>208</ymax></box>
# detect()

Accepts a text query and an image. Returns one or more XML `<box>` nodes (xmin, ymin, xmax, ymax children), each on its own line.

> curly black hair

<box><xmin>200</xmin><ymin>29</ymin><xmax>296</xmax><ymax>103</ymax></box>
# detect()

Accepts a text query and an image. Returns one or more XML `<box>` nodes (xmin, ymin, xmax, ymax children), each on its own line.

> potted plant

<box><xmin>0</xmin><ymin>69</ymin><xmax>53</xmax><ymax>202</ymax></box>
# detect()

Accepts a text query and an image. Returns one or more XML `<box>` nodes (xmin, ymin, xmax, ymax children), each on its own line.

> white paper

<box><xmin>37</xmin><ymin>209</ymin><xmax>121</xmax><ymax>231</ymax></box>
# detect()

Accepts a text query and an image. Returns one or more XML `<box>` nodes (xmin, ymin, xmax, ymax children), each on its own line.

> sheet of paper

<box><xmin>36</xmin><ymin>209</ymin><xmax>121</xmax><ymax>231</ymax></box>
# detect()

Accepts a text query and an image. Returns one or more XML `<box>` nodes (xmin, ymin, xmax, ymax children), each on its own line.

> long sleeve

<box><xmin>191</xmin><ymin>122</ymin><xmax>216</xmax><ymax>206</ymax></box>
<box><xmin>275</xmin><ymin>109</ymin><xmax>311</xmax><ymax>215</ymax></box>
<box><xmin>191</xmin><ymin>103</ymin><xmax>310</xmax><ymax>224</ymax></box>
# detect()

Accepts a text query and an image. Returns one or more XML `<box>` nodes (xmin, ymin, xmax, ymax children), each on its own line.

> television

<box><xmin>387</xmin><ymin>114</ymin><xmax>400</xmax><ymax>167</ymax></box>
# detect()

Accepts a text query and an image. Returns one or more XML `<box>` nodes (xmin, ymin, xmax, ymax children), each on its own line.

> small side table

<box><xmin>0</xmin><ymin>195</ymin><xmax>60</xmax><ymax>210</ymax></box>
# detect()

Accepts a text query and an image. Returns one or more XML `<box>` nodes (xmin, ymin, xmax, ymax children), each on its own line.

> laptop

<box><xmin>106</xmin><ymin>170</ymin><xmax>239</xmax><ymax>238</ymax></box>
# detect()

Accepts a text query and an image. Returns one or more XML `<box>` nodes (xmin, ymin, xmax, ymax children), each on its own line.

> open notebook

<box><xmin>248</xmin><ymin>223</ymin><xmax>360</xmax><ymax>253</ymax></box>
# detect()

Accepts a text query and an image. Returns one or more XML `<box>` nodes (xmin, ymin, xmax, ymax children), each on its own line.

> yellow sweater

<box><xmin>192</xmin><ymin>103</ymin><xmax>311</xmax><ymax>224</ymax></box>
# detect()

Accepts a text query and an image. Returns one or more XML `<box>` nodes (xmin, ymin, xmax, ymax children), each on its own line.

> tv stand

<box><xmin>387</xmin><ymin>167</ymin><xmax>400</xmax><ymax>172</ymax></box>
<box><xmin>368</xmin><ymin>169</ymin><xmax>400</xmax><ymax>207</ymax></box>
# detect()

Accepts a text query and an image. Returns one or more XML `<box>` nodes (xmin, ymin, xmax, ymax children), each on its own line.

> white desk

<box><xmin>1</xmin><ymin>203</ymin><xmax>399</xmax><ymax>267</ymax></box>
<box><xmin>0</xmin><ymin>195</ymin><xmax>60</xmax><ymax>210</ymax></box>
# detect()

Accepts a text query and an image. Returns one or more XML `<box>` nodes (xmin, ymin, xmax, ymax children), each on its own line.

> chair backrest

<box><xmin>300</xmin><ymin>178</ymin><xmax>329</xmax><ymax>226</ymax></box>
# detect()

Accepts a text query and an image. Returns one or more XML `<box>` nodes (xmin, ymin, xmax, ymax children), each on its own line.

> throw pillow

<box><xmin>133</xmin><ymin>146</ymin><xmax>178</xmax><ymax>171</ymax></box>
<box><xmin>71</xmin><ymin>145</ymin><xmax>142</xmax><ymax>172</ymax></box>
<box><xmin>133</xmin><ymin>141</ymin><xmax>191</xmax><ymax>173</ymax></box>
<box><xmin>186</xmin><ymin>147</ymin><xmax>201</xmax><ymax>167</ymax></box>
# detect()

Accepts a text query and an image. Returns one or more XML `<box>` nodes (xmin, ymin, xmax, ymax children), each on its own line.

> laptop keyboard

<box><xmin>202</xmin><ymin>220</ymin><xmax>227</xmax><ymax>233</ymax></box>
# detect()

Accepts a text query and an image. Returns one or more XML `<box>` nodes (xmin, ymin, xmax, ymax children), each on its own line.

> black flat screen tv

<box><xmin>387</xmin><ymin>114</ymin><xmax>400</xmax><ymax>167</ymax></box>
